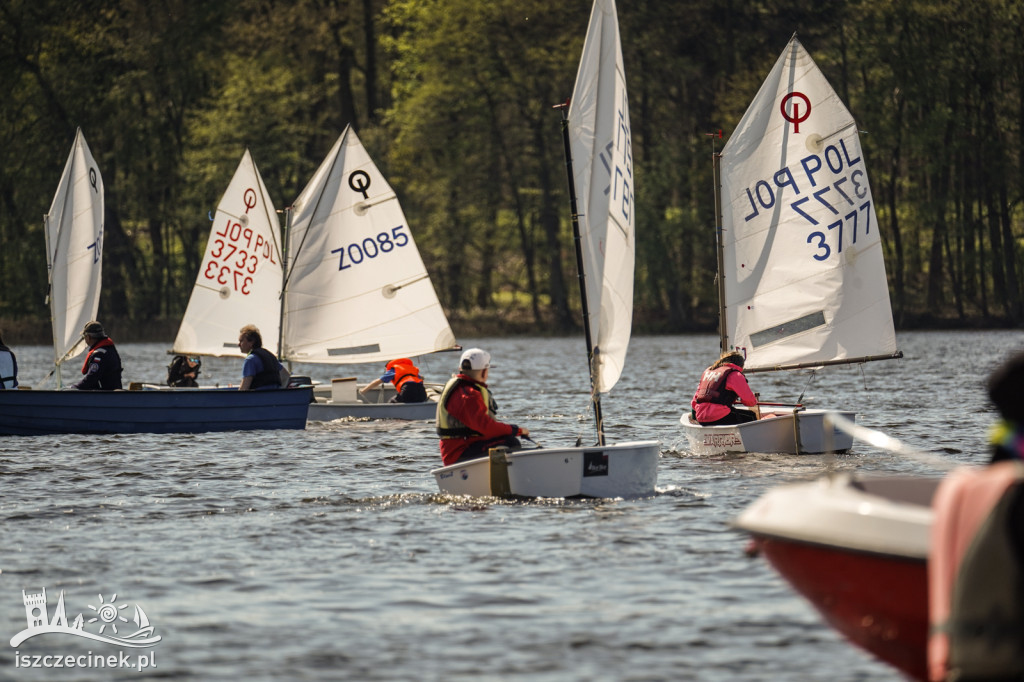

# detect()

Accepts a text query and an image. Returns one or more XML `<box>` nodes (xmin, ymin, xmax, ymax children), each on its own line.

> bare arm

<box><xmin>239</xmin><ymin>376</ymin><xmax>253</xmax><ymax>391</ymax></box>
<box><xmin>360</xmin><ymin>377</ymin><xmax>384</xmax><ymax>395</ymax></box>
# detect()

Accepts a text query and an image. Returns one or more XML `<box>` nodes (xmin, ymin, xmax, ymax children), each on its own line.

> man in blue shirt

<box><xmin>237</xmin><ymin>325</ymin><xmax>289</xmax><ymax>390</ymax></box>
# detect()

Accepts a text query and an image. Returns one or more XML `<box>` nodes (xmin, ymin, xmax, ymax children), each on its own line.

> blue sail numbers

<box><xmin>741</xmin><ymin>136</ymin><xmax>870</xmax><ymax>262</ymax></box>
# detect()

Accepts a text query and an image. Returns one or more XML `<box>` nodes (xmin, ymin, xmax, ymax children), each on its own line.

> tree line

<box><xmin>0</xmin><ymin>0</ymin><xmax>1021</xmax><ymax>343</ymax></box>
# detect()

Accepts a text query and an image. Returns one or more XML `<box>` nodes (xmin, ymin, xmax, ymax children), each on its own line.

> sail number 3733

<box><xmin>331</xmin><ymin>226</ymin><xmax>410</xmax><ymax>270</ymax></box>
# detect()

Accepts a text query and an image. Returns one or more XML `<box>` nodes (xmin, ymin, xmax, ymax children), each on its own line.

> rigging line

<box><xmin>36</xmin><ymin>338</ymin><xmax>87</xmax><ymax>389</ymax></box>
<box><xmin>284</xmin><ymin>138</ymin><xmax>347</xmax><ymax>289</ymax></box>
<box><xmin>795</xmin><ymin>369</ymin><xmax>816</xmax><ymax>404</ymax></box>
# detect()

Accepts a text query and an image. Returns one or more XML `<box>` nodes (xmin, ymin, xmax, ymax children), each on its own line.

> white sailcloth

<box><xmin>282</xmin><ymin>125</ymin><xmax>456</xmax><ymax>364</ymax></box>
<box><xmin>567</xmin><ymin>0</ymin><xmax>635</xmax><ymax>394</ymax></box>
<box><xmin>172</xmin><ymin>150</ymin><xmax>283</xmax><ymax>357</ymax></box>
<box><xmin>45</xmin><ymin>127</ymin><xmax>104</xmax><ymax>370</ymax></box>
<box><xmin>721</xmin><ymin>36</ymin><xmax>898</xmax><ymax>371</ymax></box>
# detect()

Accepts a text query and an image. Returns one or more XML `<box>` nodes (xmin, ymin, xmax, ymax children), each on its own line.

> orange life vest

<box><xmin>386</xmin><ymin>358</ymin><xmax>422</xmax><ymax>393</ymax></box>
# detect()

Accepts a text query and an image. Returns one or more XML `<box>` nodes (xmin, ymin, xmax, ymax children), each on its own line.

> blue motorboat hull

<box><xmin>0</xmin><ymin>387</ymin><xmax>312</xmax><ymax>436</ymax></box>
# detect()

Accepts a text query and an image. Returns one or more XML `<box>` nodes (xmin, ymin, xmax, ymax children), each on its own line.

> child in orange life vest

<box><xmin>691</xmin><ymin>350</ymin><xmax>760</xmax><ymax>425</ymax></box>
<box><xmin>360</xmin><ymin>358</ymin><xmax>428</xmax><ymax>403</ymax></box>
<box><xmin>436</xmin><ymin>348</ymin><xmax>529</xmax><ymax>466</ymax></box>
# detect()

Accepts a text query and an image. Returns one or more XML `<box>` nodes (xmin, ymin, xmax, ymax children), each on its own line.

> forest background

<box><xmin>1</xmin><ymin>0</ymin><xmax>1022</xmax><ymax>343</ymax></box>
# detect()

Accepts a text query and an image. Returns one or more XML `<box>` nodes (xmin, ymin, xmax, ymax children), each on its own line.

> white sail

<box><xmin>172</xmin><ymin>150</ymin><xmax>283</xmax><ymax>357</ymax></box>
<box><xmin>282</xmin><ymin>125</ymin><xmax>456</xmax><ymax>364</ymax></box>
<box><xmin>720</xmin><ymin>36</ymin><xmax>898</xmax><ymax>371</ymax></box>
<box><xmin>45</xmin><ymin>128</ymin><xmax>104</xmax><ymax>371</ymax></box>
<box><xmin>567</xmin><ymin>0</ymin><xmax>635</xmax><ymax>394</ymax></box>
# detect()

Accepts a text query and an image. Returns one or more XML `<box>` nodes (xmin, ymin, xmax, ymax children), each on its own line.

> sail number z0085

<box><xmin>331</xmin><ymin>225</ymin><xmax>410</xmax><ymax>271</ymax></box>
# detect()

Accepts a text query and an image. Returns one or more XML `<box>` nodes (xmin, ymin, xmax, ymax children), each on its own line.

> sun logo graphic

<box><xmin>88</xmin><ymin>594</ymin><xmax>129</xmax><ymax>635</ymax></box>
<box><xmin>10</xmin><ymin>587</ymin><xmax>161</xmax><ymax>648</ymax></box>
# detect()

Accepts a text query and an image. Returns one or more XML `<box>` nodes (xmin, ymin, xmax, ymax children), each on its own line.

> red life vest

<box><xmin>81</xmin><ymin>337</ymin><xmax>115</xmax><ymax>373</ymax></box>
<box><xmin>386</xmin><ymin>358</ymin><xmax>422</xmax><ymax>393</ymax></box>
<box><xmin>694</xmin><ymin>365</ymin><xmax>738</xmax><ymax>406</ymax></box>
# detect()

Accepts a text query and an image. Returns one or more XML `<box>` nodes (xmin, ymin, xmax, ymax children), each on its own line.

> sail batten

<box><xmin>720</xmin><ymin>36</ymin><xmax>898</xmax><ymax>372</ymax></box>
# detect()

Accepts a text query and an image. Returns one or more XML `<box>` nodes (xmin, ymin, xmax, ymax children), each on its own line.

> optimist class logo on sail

<box><xmin>738</xmin><ymin>87</ymin><xmax>875</xmax><ymax>264</ymax></box>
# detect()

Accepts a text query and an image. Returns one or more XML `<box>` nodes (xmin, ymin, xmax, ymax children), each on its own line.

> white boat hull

<box><xmin>432</xmin><ymin>440</ymin><xmax>660</xmax><ymax>499</ymax></box>
<box><xmin>734</xmin><ymin>473</ymin><xmax>937</xmax><ymax>558</ymax></box>
<box><xmin>306</xmin><ymin>382</ymin><xmax>440</xmax><ymax>421</ymax></box>
<box><xmin>308</xmin><ymin>400</ymin><xmax>436</xmax><ymax>421</ymax></box>
<box><xmin>679</xmin><ymin>408</ymin><xmax>855</xmax><ymax>455</ymax></box>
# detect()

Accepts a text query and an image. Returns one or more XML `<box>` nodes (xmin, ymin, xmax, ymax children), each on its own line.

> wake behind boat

<box><xmin>432</xmin><ymin>0</ymin><xmax>658</xmax><ymax>499</ymax></box>
<box><xmin>680</xmin><ymin>35</ymin><xmax>901</xmax><ymax>454</ymax></box>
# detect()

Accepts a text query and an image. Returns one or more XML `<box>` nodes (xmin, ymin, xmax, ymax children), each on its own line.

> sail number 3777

<box><xmin>331</xmin><ymin>225</ymin><xmax>410</xmax><ymax>270</ymax></box>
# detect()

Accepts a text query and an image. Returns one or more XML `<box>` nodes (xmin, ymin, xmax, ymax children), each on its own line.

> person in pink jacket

<box><xmin>690</xmin><ymin>350</ymin><xmax>759</xmax><ymax>425</ymax></box>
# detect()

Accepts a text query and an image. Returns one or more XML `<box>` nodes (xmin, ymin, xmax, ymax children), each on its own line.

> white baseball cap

<box><xmin>460</xmin><ymin>348</ymin><xmax>492</xmax><ymax>371</ymax></box>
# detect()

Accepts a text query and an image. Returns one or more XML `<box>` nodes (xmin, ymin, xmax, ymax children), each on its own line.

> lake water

<box><xmin>1</xmin><ymin>330</ymin><xmax>1019</xmax><ymax>680</ymax></box>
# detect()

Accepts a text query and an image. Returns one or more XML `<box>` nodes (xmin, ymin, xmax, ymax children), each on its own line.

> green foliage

<box><xmin>0</xmin><ymin>0</ymin><xmax>1021</xmax><ymax>334</ymax></box>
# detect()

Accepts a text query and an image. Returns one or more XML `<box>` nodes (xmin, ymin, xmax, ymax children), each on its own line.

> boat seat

<box><xmin>331</xmin><ymin>377</ymin><xmax>358</xmax><ymax>404</ymax></box>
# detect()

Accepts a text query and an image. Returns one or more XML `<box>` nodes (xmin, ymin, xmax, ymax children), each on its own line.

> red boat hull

<box><xmin>754</xmin><ymin>535</ymin><xmax>928</xmax><ymax>681</ymax></box>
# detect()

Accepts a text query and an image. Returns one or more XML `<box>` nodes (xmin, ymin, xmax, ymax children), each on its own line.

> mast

<box><xmin>556</xmin><ymin>101</ymin><xmax>605</xmax><ymax>446</ymax></box>
<box><xmin>708</xmin><ymin>129</ymin><xmax>727</xmax><ymax>355</ymax></box>
<box><xmin>277</xmin><ymin>206</ymin><xmax>292</xmax><ymax>363</ymax></box>
<box><xmin>43</xmin><ymin>210</ymin><xmax>62</xmax><ymax>387</ymax></box>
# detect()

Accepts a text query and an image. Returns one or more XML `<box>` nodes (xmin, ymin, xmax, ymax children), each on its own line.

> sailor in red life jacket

<box><xmin>690</xmin><ymin>350</ymin><xmax>759</xmax><ymax>425</ymax></box>
<box><xmin>436</xmin><ymin>348</ymin><xmax>530</xmax><ymax>466</ymax></box>
<box><xmin>360</xmin><ymin>358</ymin><xmax>428</xmax><ymax>403</ymax></box>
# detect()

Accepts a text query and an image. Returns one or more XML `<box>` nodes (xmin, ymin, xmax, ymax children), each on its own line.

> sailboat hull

<box><xmin>306</xmin><ymin>382</ymin><xmax>440</xmax><ymax>421</ymax></box>
<box><xmin>679</xmin><ymin>409</ymin><xmax>854</xmax><ymax>455</ymax></box>
<box><xmin>734</xmin><ymin>474</ymin><xmax>938</xmax><ymax>681</ymax></box>
<box><xmin>432</xmin><ymin>441</ymin><xmax>660</xmax><ymax>499</ymax></box>
<box><xmin>0</xmin><ymin>387</ymin><xmax>312</xmax><ymax>436</ymax></box>
<box><xmin>308</xmin><ymin>400</ymin><xmax>436</xmax><ymax>422</ymax></box>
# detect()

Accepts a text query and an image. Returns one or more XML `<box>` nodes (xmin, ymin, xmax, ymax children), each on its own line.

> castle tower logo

<box><xmin>10</xmin><ymin>587</ymin><xmax>161</xmax><ymax>648</ymax></box>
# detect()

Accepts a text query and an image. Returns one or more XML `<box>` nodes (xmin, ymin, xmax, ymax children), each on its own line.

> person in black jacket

<box><xmin>71</xmin><ymin>321</ymin><xmax>123</xmax><ymax>390</ymax></box>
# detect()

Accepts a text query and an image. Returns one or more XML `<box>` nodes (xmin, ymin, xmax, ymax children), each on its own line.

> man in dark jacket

<box><xmin>71</xmin><ymin>321</ymin><xmax>123</xmax><ymax>390</ymax></box>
